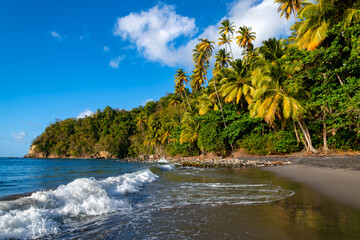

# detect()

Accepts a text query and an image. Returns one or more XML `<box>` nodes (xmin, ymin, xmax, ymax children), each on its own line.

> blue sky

<box><xmin>0</xmin><ymin>0</ymin><xmax>293</xmax><ymax>157</ymax></box>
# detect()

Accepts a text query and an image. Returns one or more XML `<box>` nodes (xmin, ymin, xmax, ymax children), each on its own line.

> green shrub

<box><xmin>239</xmin><ymin>130</ymin><xmax>300</xmax><ymax>155</ymax></box>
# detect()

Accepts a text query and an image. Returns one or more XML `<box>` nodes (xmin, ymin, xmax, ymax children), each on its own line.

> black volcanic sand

<box><xmin>264</xmin><ymin>155</ymin><xmax>360</xmax><ymax>209</ymax></box>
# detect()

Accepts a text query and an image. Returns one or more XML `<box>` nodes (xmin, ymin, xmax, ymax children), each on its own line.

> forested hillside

<box><xmin>28</xmin><ymin>0</ymin><xmax>360</xmax><ymax>158</ymax></box>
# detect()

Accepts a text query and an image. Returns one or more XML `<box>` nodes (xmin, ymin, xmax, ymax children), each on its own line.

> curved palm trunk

<box><xmin>293</xmin><ymin>122</ymin><xmax>300</xmax><ymax>144</ymax></box>
<box><xmin>180</xmin><ymin>92</ymin><xmax>187</xmax><ymax>112</ymax></box>
<box><xmin>296</xmin><ymin>118</ymin><xmax>318</xmax><ymax>153</ymax></box>
<box><xmin>209</xmin><ymin>60</ymin><xmax>234</xmax><ymax>151</ymax></box>
<box><xmin>183</xmin><ymin>89</ymin><xmax>192</xmax><ymax>110</ymax></box>
<box><xmin>227</xmin><ymin>33</ymin><xmax>234</xmax><ymax>59</ymax></box>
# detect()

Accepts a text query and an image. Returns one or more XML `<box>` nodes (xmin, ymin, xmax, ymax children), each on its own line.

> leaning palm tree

<box><xmin>219</xmin><ymin>19</ymin><xmax>236</xmax><ymax>58</ymax></box>
<box><xmin>250</xmin><ymin>62</ymin><xmax>317</xmax><ymax>153</ymax></box>
<box><xmin>219</xmin><ymin>59</ymin><xmax>254</xmax><ymax>105</ymax></box>
<box><xmin>291</xmin><ymin>0</ymin><xmax>359</xmax><ymax>51</ymax></box>
<box><xmin>275</xmin><ymin>0</ymin><xmax>303</xmax><ymax>21</ymax></box>
<box><xmin>174</xmin><ymin>69</ymin><xmax>191</xmax><ymax>109</ymax></box>
<box><xmin>196</xmin><ymin>39</ymin><xmax>222</xmax><ymax>109</ymax></box>
<box><xmin>291</xmin><ymin>0</ymin><xmax>331</xmax><ymax>51</ymax></box>
<box><xmin>236</xmin><ymin>26</ymin><xmax>256</xmax><ymax>62</ymax></box>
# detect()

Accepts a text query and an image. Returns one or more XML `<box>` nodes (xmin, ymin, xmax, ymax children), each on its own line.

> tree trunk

<box><xmin>209</xmin><ymin>60</ymin><xmax>234</xmax><ymax>151</ymax></box>
<box><xmin>183</xmin><ymin>89</ymin><xmax>192</xmax><ymax>110</ymax></box>
<box><xmin>296</xmin><ymin>118</ymin><xmax>318</xmax><ymax>153</ymax></box>
<box><xmin>228</xmin><ymin>33</ymin><xmax>234</xmax><ymax>60</ymax></box>
<box><xmin>180</xmin><ymin>92</ymin><xmax>187</xmax><ymax>112</ymax></box>
<box><xmin>336</xmin><ymin>73</ymin><xmax>343</xmax><ymax>85</ymax></box>
<box><xmin>293</xmin><ymin>122</ymin><xmax>300</xmax><ymax>144</ymax></box>
<box><xmin>323</xmin><ymin>109</ymin><xmax>329</xmax><ymax>151</ymax></box>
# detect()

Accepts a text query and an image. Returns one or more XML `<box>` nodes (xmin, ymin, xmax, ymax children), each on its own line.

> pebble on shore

<box><xmin>122</xmin><ymin>155</ymin><xmax>292</xmax><ymax>168</ymax></box>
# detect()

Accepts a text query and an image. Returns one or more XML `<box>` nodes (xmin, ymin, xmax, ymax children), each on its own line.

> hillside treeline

<box><xmin>31</xmin><ymin>0</ymin><xmax>360</xmax><ymax>158</ymax></box>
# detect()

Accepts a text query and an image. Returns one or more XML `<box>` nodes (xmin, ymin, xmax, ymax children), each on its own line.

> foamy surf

<box><xmin>0</xmin><ymin>168</ymin><xmax>158</xmax><ymax>240</ymax></box>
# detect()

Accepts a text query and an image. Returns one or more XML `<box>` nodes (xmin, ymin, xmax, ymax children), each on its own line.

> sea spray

<box><xmin>0</xmin><ymin>168</ymin><xmax>158</xmax><ymax>239</ymax></box>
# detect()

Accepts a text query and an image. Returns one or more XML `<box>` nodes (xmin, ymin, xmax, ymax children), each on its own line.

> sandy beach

<box><xmin>265</xmin><ymin>163</ymin><xmax>360</xmax><ymax>209</ymax></box>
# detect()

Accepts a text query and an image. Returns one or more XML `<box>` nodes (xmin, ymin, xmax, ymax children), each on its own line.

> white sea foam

<box><xmin>0</xmin><ymin>168</ymin><xmax>157</xmax><ymax>240</ymax></box>
<box><xmin>157</xmin><ymin>163</ymin><xmax>175</xmax><ymax>171</ymax></box>
<box><xmin>157</xmin><ymin>158</ymin><xmax>168</xmax><ymax>163</ymax></box>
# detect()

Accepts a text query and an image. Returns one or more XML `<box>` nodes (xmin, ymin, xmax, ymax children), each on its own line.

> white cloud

<box><xmin>113</xmin><ymin>3</ymin><xmax>196</xmax><ymax>67</ymax></box>
<box><xmin>76</xmin><ymin>109</ymin><xmax>94</xmax><ymax>119</ymax></box>
<box><xmin>109</xmin><ymin>56</ymin><xmax>124</xmax><ymax>68</ymax></box>
<box><xmin>143</xmin><ymin>99</ymin><xmax>155</xmax><ymax>105</ymax></box>
<box><xmin>50</xmin><ymin>31</ymin><xmax>62</xmax><ymax>40</ymax></box>
<box><xmin>113</xmin><ymin>0</ymin><xmax>293</xmax><ymax>67</ymax></box>
<box><xmin>103</xmin><ymin>46</ymin><xmax>110</xmax><ymax>51</ymax></box>
<box><xmin>11</xmin><ymin>131</ymin><xmax>27</xmax><ymax>141</ymax></box>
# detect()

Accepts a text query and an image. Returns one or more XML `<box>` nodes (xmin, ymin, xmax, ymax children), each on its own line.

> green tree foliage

<box><xmin>32</xmin><ymin>2</ymin><xmax>360</xmax><ymax>158</ymax></box>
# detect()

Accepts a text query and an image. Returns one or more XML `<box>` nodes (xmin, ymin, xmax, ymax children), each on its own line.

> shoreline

<box><xmin>265</xmin><ymin>164</ymin><xmax>360</xmax><ymax>209</ymax></box>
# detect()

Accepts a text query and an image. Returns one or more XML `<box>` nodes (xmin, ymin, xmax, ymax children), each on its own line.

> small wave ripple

<box><xmin>0</xmin><ymin>169</ymin><xmax>158</xmax><ymax>240</ymax></box>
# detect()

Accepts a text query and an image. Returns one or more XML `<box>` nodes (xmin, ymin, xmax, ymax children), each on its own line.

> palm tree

<box><xmin>180</xmin><ymin>112</ymin><xmax>199</xmax><ymax>144</ymax></box>
<box><xmin>250</xmin><ymin>39</ymin><xmax>318</xmax><ymax>153</ymax></box>
<box><xmin>219</xmin><ymin>19</ymin><xmax>236</xmax><ymax>58</ymax></box>
<box><xmin>236</xmin><ymin>26</ymin><xmax>256</xmax><ymax>62</ymax></box>
<box><xmin>192</xmin><ymin>44</ymin><xmax>209</xmax><ymax>87</ymax></box>
<box><xmin>275</xmin><ymin>0</ymin><xmax>303</xmax><ymax>21</ymax></box>
<box><xmin>174</xmin><ymin>69</ymin><xmax>192</xmax><ymax>109</ymax></box>
<box><xmin>219</xmin><ymin>59</ymin><xmax>254</xmax><ymax>105</ymax></box>
<box><xmin>217</xmin><ymin>33</ymin><xmax>230</xmax><ymax>55</ymax></box>
<box><xmin>291</xmin><ymin>0</ymin><xmax>359</xmax><ymax>51</ymax></box>
<box><xmin>215</xmin><ymin>49</ymin><xmax>231</xmax><ymax>69</ymax></box>
<box><xmin>197</xmin><ymin>89</ymin><xmax>219</xmax><ymax>116</ymax></box>
<box><xmin>259</xmin><ymin>38</ymin><xmax>286</xmax><ymax>62</ymax></box>
<box><xmin>196</xmin><ymin>39</ymin><xmax>223</xmax><ymax>111</ymax></box>
<box><xmin>174</xmin><ymin>83</ymin><xmax>187</xmax><ymax>112</ymax></box>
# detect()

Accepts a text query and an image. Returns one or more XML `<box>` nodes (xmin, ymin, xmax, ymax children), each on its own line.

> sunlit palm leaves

<box><xmin>174</xmin><ymin>69</ymin><xmax>192</xmax><ymax>109</ymax></box>
<box><xmin>219</xmin><ymin>19</ymin><xmax>236</xmax><ymax>58</ymax></box>
<box><xmin>215</xmin><ymin>49</ymin><xmax>231</xmax><ymax>69</ymax></box>
<box><xmin>219</xmin><ymin>60</ymin><xmax>253</xmax><ymax>104</ymax></box>
<box><xmin>275</xmin><ymin>0</ymin><xmax>303</xmax><ymax>21</ymax></box>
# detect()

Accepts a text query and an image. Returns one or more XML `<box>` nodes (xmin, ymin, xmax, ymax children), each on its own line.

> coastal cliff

<box><xmin>25</xmin><ymin>144</ymin><xmax>117</xmax><ymax>159</ymax></box>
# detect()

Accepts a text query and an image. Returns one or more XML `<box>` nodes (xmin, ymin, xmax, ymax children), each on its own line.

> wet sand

<box><xmin>265</xmin><ymin>164</ymin><xmax>360</xmax><ymax>209</ymax></box>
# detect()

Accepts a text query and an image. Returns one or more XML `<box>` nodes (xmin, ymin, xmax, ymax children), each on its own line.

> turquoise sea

<box><xmin>0</xmin><ymin>158</ymin><xmax>360</xmax><ymax>239</ymax></box>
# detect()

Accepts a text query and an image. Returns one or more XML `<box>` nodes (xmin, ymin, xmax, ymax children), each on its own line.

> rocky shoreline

<box><xmin>25</xmin><ymin>144</ymin><xmax>360</xmax><ymax>170</ymax></box>
<box><xmin>123</xmin><ymin>154</ymin><xmax>360</xmax><ymax>170</ymax></box>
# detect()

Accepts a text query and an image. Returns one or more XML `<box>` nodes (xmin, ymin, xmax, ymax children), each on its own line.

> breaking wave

<box><xmin>0</xmin><ymin>169</ymin><xmax>157</xmax><ymax>239</ymax></box>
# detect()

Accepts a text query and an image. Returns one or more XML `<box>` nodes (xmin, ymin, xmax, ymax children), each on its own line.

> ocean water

<box><xmin>0</xmin><ymin>158</ymin><xmax>360</xmax><ymax>239</ymax></box>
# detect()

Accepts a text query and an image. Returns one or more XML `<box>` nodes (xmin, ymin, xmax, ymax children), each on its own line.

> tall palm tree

<box><xmin>250</xmin><ymin>39</ymin><xmax>318</xmax><ymax>153</ymax></box>
<box><xmin>215</xmin><ymin>49</ymin><xmax>231</xmax><ymax>69</ymax></box>
<box><xmin>174</xmin><ymin>69</ymin><xmax>192</xmax><ymax>109</ymax></box>
<box><xmin>192</xmin><ymin>44</ymin><xmax>209</xmax><ymax>87</ymax></box>
<box><xmin>174</xmin><ymin>83</ymin><xmax>187</xmax><ymax>112</ymax></box>
<box><xmin>236</xmin><ymin>26</ymin><xmax>256</xmax><ymax>62</ymax></box>
<box><xmin>219</xmin><ymin>19</ymin><xmax>236</xmax><ymax>58</ymax></box>
<box><xmin>275</xmin><ymin>0</ymin><xmax>303</xmax><ymax>21</ymax></box>
<box><xmin>219</xmin><ymin>59</ymin><xmax>254</xmax><ymax>105</ymax></box>
<box><xmin>217</xmin><ymin>33</ymin><xmax>230</xmax><ymax>55</ymax></box>
<box><xmin>196</xmin><ymin>39</ymin><xmax>226</xmax><ymax>125</ymax></box>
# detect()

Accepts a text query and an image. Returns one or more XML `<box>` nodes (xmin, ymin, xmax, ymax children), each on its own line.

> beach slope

<box><xmin>265</xmin><ymin>165</ymin><xmax>360</xmax><ymax>209</ymax></box>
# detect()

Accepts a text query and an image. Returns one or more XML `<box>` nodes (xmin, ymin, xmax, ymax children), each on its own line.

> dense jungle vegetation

<box><xmin>31</xmin><ymin>0</ymin><xmax>360</xmax><ymax>157</ymax></box>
